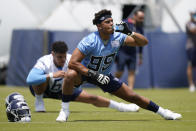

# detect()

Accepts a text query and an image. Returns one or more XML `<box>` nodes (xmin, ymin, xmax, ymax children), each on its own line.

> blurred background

<box><xmin>0</xmin><ymin>0</ymin><xmax>195</xmax><ymax>88</ymax></box>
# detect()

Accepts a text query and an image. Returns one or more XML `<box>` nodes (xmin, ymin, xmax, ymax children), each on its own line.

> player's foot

<box><xmin>118</xmin><ymin>103</ymin><xmax>140</xmax><ymax>112</ymax></box>
<box><xmin>157</xmin><ymin>107</ymin><xmax>182</xmax><ymax>120</ymax></box>
<box><xmin>56</xmin><ymin>109</ymin><xmax>70</xmax><ymax>122</ymax></box>
<box><xmin>35</xmin><ymin>98</ymin><xmax>45</xmax><ymax>112</ymax></box>
<box><xmin>189</xmin><ymin>85</ymin><xmax>195</xmax><ymax>92</ymax></box>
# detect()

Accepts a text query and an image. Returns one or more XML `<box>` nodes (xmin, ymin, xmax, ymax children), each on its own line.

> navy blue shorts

<box><xmin>82</xmin><ymin>74</ymin><xmax>122</xmax><ymax>93</ymax></box>
<box><xmin>116</xmin><ymin>51</ymin><xmax>136</xmax><ymax>71</ymax></box>
<box><xmin>29</xmin><ymin>86</ymin><xmax>82</xmax><ymax>101</ymax></box>
<box><xmin>187</xmin><ymin>48</ymin><xmax>196</xmax><ymax>67</ymax></box>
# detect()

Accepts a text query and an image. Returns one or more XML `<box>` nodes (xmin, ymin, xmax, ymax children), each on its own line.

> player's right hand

<box><xmin>53</xmin><ymin>71</ymin><xmax>66</xmax><ymax>78</ymax></box>
<box><xmin>88</xmin><ymin>69</ymin><xmax>110</xmax><ymax>85</ymax></box>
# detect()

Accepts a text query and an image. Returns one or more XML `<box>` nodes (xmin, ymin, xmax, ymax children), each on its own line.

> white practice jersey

<box><xmin>34</xmin><ymin>53</ymin><xmax>71</xmax><ymax>93</ymax></box>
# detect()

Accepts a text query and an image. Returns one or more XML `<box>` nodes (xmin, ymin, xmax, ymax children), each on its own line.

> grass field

<box><xmin>0</xmin><ymin>86</ymin><xmax>196</xmax><ymax>131</ymax></box>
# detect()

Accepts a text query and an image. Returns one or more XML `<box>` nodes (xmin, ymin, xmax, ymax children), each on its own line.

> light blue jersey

<box><xmin>77</xmin><ymin>31</ymin><xmax>127</xmax><ymax>75</ymax></box>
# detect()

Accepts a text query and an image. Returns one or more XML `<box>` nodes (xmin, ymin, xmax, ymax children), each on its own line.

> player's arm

<box><xmin>69</xmin><ymin>48</ymin><xmax>110</xmax><ymax>85</ymax></box>
<box><xmin>124</xmin><ymin>32</ymin><xmax>148</xmax><ymax>46</ymax></box>
<box><xmin>68</xmin><ymin>48</ymin><xmax>89</xmax><ymax>76</ymax></box>
<box><xmin>26</xmin><ymin>68</ymin><xmax>49</xmax><ymax>85</ymax></box>
<box><xmin>115</xmin><ymin>22</ymin><xmax>148</xmax><ymax>46</ymax></box>
<box><xmin>26</xmin><ymin>68</ymin><xmax>66</xmax><ymax>85</ymax></box>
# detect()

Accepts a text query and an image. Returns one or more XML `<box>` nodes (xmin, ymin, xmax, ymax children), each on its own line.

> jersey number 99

<box><xmin>88</xmin><ymin>53</ymin><xmax>116</xmax><ymax>72</ymax></box>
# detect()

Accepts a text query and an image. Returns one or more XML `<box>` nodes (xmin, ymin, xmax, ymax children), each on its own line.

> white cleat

<box><xmin>118</xmin><ymin>103</ymin><xmax>140</xmax><ymax>112</ymax></box>
<box><xmin>35</xmin><ymin>99</ymin><xmax>46</xmax><ymax>112</ymax></box>
<box><xmin>56</xmin><ymin>109</ymin><xmax>70</xmax><ymax>122</ymax></box>
<box><xmin>157</xmin><ymin>107</ymin><xmax>182</xmax><ymax>120</ymax></box>
<box><xmin>189</xmin><ymin>85</ymin><xmax>195</xmax><ymax>92</ymax></box>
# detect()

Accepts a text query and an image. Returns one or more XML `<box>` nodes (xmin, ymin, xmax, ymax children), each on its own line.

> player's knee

<box><xmin>64</xmin><ymin>70</ymin><xmax>78</xmax><ymax>81</ymax></box>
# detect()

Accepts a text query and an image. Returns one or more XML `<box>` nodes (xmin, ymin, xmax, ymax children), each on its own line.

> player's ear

<box><xmin>97</xmin><ymin>24</ymin><xmax>102</xmax><ymax>30</ymax></box>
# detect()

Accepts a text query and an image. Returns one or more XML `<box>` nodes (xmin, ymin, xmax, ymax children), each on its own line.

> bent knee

<box><xmin>64</xmin><ymin>70</ymin><xmax>78</xmax><ymax>80</ymax></box>
<box><xmin>64</xmin><ymin>69</ymin><xmax>82</xmax><ymax>85</ymax></box>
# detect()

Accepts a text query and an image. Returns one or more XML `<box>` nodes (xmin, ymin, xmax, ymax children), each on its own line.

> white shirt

<box><xmin>33</xmin><ymin>53</ymin><xmax>71</xmax><ymax>93</ymax></box>
<box><xmin>34</xmin><ymin>53</ymin><xmax>71</xmax><ymax>73</ymax></box>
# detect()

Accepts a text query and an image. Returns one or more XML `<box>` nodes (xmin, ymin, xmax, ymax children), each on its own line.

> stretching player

<box><xmin>59</xmin><ymin>9</ymin><xmax>182</xmax><ymax>122</ymax></box>
<box><xmin>26</xmin><ymin>41</ymin><xmax>139</xmax><ymax>114</ymax></box>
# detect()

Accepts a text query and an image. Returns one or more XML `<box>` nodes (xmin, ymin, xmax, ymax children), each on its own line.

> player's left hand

<box><xmin>115</xmin><ymin>22</ymin><xmax>132</xmax><ymax>35</ymax></box>
<box><xmin>53</xmin><ymin>71</ymin><xmax>66</xmax><ymax>78</ymax></box>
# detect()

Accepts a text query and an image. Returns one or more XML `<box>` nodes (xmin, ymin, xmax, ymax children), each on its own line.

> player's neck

<box><xmin>99</xmin><ymin>32</ymin><xmax>110</xmax><ymax>41</ymax></box>
<box><xmin>53</xmin><ymin>60</ymin><xmax>63</xmax><ymax>69</ymax></box>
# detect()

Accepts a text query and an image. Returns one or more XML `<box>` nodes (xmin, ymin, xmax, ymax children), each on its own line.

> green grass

<box><xmin>0</xmin><ymin>86</ymin><xmax>196</xmax><ymax>131</ymax></box>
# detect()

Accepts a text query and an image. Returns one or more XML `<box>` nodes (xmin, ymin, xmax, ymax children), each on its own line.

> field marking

<box><xmin>1</xmin><ymin>119</ymin><xmax>196</xmax><ymax>124</ymax></box>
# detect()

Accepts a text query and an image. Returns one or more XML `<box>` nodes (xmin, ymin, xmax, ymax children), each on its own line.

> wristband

<box><xmin>129</xmin><ymin>32</ymin><xmax>135</xmax><ymax>37</ymax></box>
<box><xmin>49</xmin><ymin>72</ymin><xmax>53</xmax><ymax>78</ymax></box>
<box><xmin>87</xmin><ymin>69</ymin><xmax>97</xmax><ymax>78</ymax></box>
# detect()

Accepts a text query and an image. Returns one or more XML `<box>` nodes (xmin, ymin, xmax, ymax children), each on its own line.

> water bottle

<box><xmin>114</xmin><ymin>24</ymin><xmax>124</xmax><ymax>31</ymax></box>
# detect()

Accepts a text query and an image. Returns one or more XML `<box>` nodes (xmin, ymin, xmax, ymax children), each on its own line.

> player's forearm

<box><xmin>124</xmin><ymin>32</ymin><xmax>148</xmax><ymax>47</ymax></box>
<box><xmin>131</xmin><ymin>32</ymin><xmax>148</xmax><ymax>46</ymax></box>
<box><xmin>68</xmin><ymin>62</ymin><xmax>89</xmax><ymax>76</ymax></box>
<box><xmin>26</xmin><ymin>68</ymin><xmax>47</xmax><ymax>85</ymax></box>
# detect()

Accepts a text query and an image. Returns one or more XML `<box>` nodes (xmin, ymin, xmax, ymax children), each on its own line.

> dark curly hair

<box><xmin>52</xmin><ymin>41</ymin><xmax>68</xmax><ymax>53</ymax></box>
<box><xmin>92</xmin><ymin>9</ymin><xmax>112</xmax><ymax>25</ymax></box>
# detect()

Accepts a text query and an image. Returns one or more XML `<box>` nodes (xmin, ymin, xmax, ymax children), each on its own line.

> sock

<box><xmin>61</xmin><ymin>102</ymin><xmax>69</xmax><ymax>111</ymax></box>
<box><xmin>156</xmin><ymin>107</ymin><xmax>165</xmax><ymax>116</ymax></box>
<box><xmin>108</xmin><ymin>100</ymin><xmax>120</xmax><ymax>110</ymax></box>
<box><xmin>62</xmin><ymin>94</ymin><xmax>72</xmax><ymax>102</ymax></box>
<box><xmin>147</xmin><ymin>101</ymin><xmax>159</xmax><ymax>113</ymax></box>
<box><xmin>35</xmin><ymin>93</ymin><xmax>43</xmax><ymax>101</ymax></box>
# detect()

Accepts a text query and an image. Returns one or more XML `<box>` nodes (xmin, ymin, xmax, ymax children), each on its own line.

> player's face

<box><xmin>135</xmin><ymin>12</ymin><xmax>144</xmax><ymax>27</ymax></box>
<box><xmin>52</xmin><ymin>52</ymin><xmax>66</xmax><ymax>67</ymax></box>
<box><xmin>99</xmin><ymin>18</ymin><xmax>114</xmax><ymax>34</ymax></box>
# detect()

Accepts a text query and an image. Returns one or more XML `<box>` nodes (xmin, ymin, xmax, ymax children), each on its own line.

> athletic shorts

<box><xmin>82</xmin><ymin>74</ymin><xmax>123</xmax><ymax>93</ymax></box>
<box><xmin>186</xmin><ymin>48</ymin><xmax>196</xmax><ymax>67</ymax></box>
<box><xmin>29</xmin><ymin>85</ymin><xmax>82</xmax><ymax>101</ymax></box>
<box><xmin>116</xmin><ymin>51</ymin><xmax>136</xmax><ymax>71</ymax></box>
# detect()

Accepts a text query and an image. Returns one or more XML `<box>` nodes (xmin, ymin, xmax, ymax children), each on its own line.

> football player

<box><xmin>60</xmin><ymin>9</ymin><xmax>182</xmax><ymax>122</ymax></box>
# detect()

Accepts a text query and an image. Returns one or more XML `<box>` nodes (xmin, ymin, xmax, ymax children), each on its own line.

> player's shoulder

<box><xmin>83</xmin><ymin>32</ymin><xmax>99</xmax><ymax>42</ymax></box>
<box><xmin>34</xmin><ymin>54</ymin><xmax>52</xmax><ymax>69</ymax></box>
<box><xmin>79</xmin><ymin>32</ymin><xmax>98</xmax><ymax>47</ymax></box>
<box><xmin>37</xmin><ymin>54</ymin><xmax>52</xmax><ymax>64</ymax></box>
<box><xmin>38</xmin><ymin>54</ymin><xmax>52</xmax><ymax>61</ymax></box>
